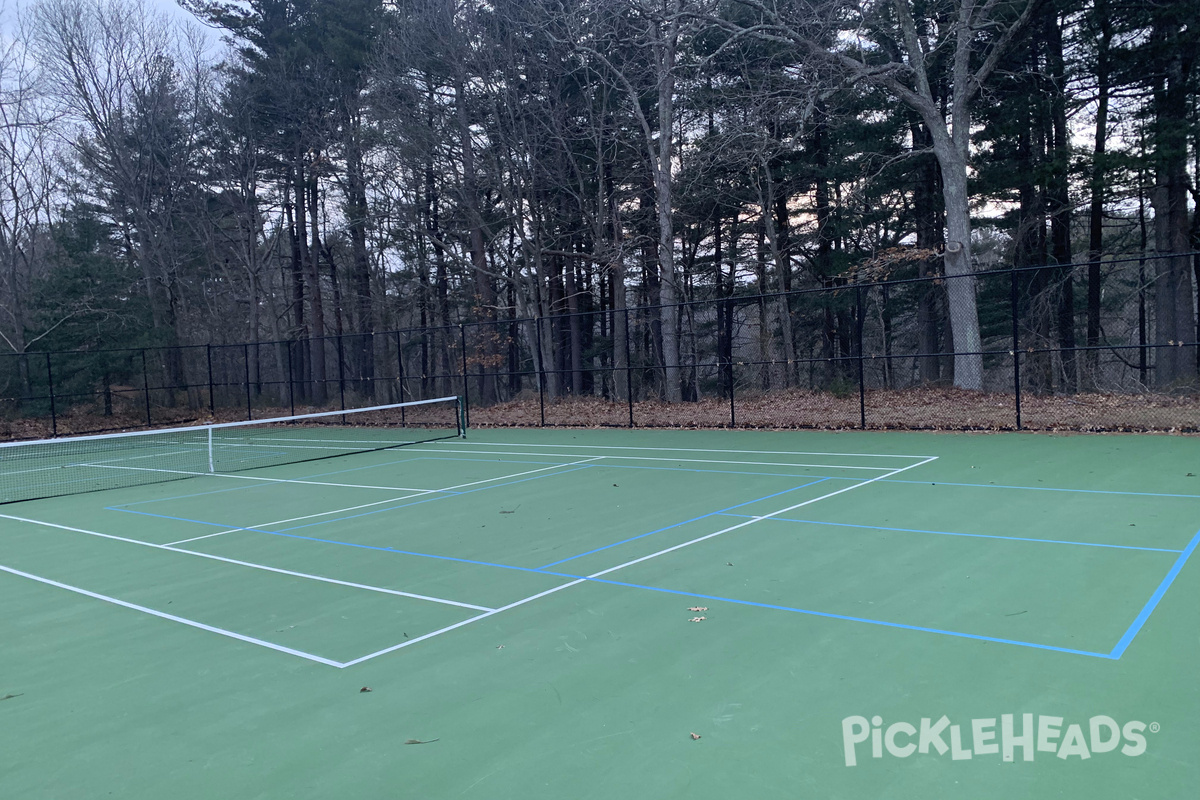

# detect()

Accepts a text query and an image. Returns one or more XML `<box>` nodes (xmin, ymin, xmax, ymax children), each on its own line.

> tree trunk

<box><xmin>1085</xmin><ymin>0</ymin><xmax>1111</xmax><ymax>388</ymax></box>
<box><xmin>931</xmin><ymin>141</ymin><xmax>984</xmax><ymax>390</ymax></box>
<box><xmin>1046</xmin><ymin>12</ymin><xmax>1076</xmax><ymax>391</ymax></box>
<box><xmin>651</xmin><ymin>16</ymin><xmax>682</xmax><ymax>402</ymax></box>
<box><xmin>1150</xmin><ymin>23</ymin><xmax>1196</xmax><ymax>387</ymax></box>
<box><xmin>455</xmin><ymin>76</ymin><xmax>498</xmax><ymax>404</ymax></box>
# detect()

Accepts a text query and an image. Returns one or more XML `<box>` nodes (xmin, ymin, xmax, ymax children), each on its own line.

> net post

<box><xmin>46</xmin><ymin>353</ymin><xmax>57</xmax><ymax>437</ymax></box>
<box><xmin>207</xmin><ymin>426</ymin><xmax>215</xmax><ymax>472</ymax></box>
<box><xmin>458</xmin><ymin>395</ymin><xmax>467</xmax><ymax>437</ymax></box>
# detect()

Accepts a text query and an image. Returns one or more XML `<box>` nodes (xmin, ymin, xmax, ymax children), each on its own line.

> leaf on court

<box><xmin>689</xmin><ymin>617</ymin><xmax>706</xmax><ymax>623</ymax></box>
<box><xmin>496</xmin><ymin>645</ymin><xmax>505</xmax><ymax>649</ymax></box>
<box><xmin>405</xmin><ymin>738</ymin><xmax>439</xmax><ymax>745</ymax></box>
<box><xmin>688</xmin><ymin>606</ymin><xmax>708</xmax><ymax>612</ymax></box>
<box><xmin>1</xmin><ymin>693</ymin><xmax>23</xmax><ymax>702</ymax></box>
<box><xmin>690</xmin><ymin>733</ymin><xmax>702</xmax><ymax>740</ymax></box>
<box><xmin>359</xmin><ymin>687</ymin><xmax>372</xmax><ymax>693</ymax></box>
<box><xmin>499</xmin><ymin>510</ymin><xmax>515</xmax><ymax>514</ymax></box>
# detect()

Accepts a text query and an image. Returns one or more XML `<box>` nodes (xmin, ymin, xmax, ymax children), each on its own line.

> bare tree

<box><xmin>711</xmin><ymin>0</ymin><xmax>1037</xmax><ymax>390</ymax></box>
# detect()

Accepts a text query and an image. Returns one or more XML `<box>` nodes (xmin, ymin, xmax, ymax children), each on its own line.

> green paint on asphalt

<box><xmin>1</xmin><ymin>428</ymin><xmax>1197</xmax><ymax>798</ymax></box>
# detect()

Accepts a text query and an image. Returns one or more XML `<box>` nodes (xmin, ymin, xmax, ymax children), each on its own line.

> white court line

<box><xmin>1</xmin><ymin>447</ymin><xmax>209</xmax><ymax>478</ymax></box>
<box><xmin>160</xmin><ymin>456</ymin><xmax>606</xmax><ymax>547</ymax></box>
<box><xmin>441</xmin><ymin>441</ymin><xmax>934</xmax><ymax>459</ymax></box>
<box><xmin>402</xmin><ymin>447</ymin><xmax>897</xmax><ymax>470</ymax></box>
<box><xmin>86</xmin><ymin>463</ymin><xmax>449</xmax><ymax>494</ymax></box>
<box><xmin>0</xmin><ymin>563</ymin><xmax>345</xmax><ymax>668</ymax></box>
<box><xmin>0</xmin><ymin>514</ymin><xmax>492</xmax><ymax>612</ymax></box>
<box><xmin>342</xmin><ymin>455</ymin><xmax>939</xmax><ymax>666</ymax></box>
<box><xmin>340</xmin><ymin>579</ymin><xmax>587</xmax><ymax>667</ymax></box>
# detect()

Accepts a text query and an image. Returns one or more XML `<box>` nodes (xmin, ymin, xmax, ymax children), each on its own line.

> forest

<box><xmin>0</xmin><ymin>0</ymin><xmax>1197</xmax><ymax>433</ymax></box>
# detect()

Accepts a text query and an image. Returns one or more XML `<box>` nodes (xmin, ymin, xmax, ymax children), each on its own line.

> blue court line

<box><xmin>107</xmin><ymin>464</ymin><xmax>594</xmax><ymax>534</ymax></box>
<box><xmin>119</xmin><ymin>494</ymin><xmax>1177</xmax><ymax>660</ymax></box>
<box><xmin>416</xmin><ymin>458</ymin><xmax>1200</xmax><ymax>500</ymax></box>
<box><xmin>536</xmin><ymin>478</ymin><xmax>830</xmax><ymax>569</ymax></box>
<box><xmin>394</xmin><ymin>448</ymin><xmax>1200</xmax><ymax>499</ymax></box>
<box><xmin>143</xmin><ymin>515</ymin><xmax>1110</xmax><ymax>659</ymax></box>
<box><xmin>877</xmin><ymin>478</ymin><xmax>1200</xmax><ymax>500</ymax></box>
<box><xmin>717</xmin><ymin>514</ymin><xmax>1186</xmax><ymax>554</ymax></box>
<box><xmin>171</xmin><ymin>520</ymin><xmax>1112</xmax><ymax>659</ymax></box>
<box><xmin>1108</xmin><ymin>527</ymin><xmax>1200</xmax><ymax>659</ymax></box>
<box><xmin>576</xmin><ymin>578</ymin><xmax>1115</xmax><ymax>658</ymax></box>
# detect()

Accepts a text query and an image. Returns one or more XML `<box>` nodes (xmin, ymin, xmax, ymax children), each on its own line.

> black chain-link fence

<box><xmin>2</xmin><ymin>252</ymin><xmax>1198</xmax><ymax>440</ymax></box>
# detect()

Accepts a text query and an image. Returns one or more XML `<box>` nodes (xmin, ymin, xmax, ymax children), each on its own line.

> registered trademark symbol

<box><xmin>1149</xmin><ymin>722</ymin><xmax>1160</xmax><ymax>733</ymax></box>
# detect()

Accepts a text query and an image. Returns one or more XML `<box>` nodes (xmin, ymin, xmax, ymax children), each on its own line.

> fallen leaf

<box><xmin>496</xmin><ymin>645</ymin><xmax>505</xmax><ymax>649</ymax></box>
<box><xmin>499</xmin><ymin>510</ymin><xmax>515</xmax><ymax>514</ymax></box>
<box><xmin>360</xmin><ymin>687</ymin><xmax>372</xmax><ymax>693</ymax></box>
<box><xmin>690</xmin><ymin>733</ymin><xmax>702</xmax><ymax>740</ymax></box>
<box><xmin>725</xmin><ymin>562</ymin><xmax>733</xmax><ymax>567</ymax></box>
<box><xmin>689</xmin><ymin>617</ymin><xmax>706</xmax><ymax>623</ymax></box>
<box><xmin>1</xmin><ymin>693</ymin><xmax>22</xmax><ymax>702</ymax></box>
<box><xmin>688</xmin><ymin>606</ymin><xmax>708</xmax><ymax>612</ymax></box>
<box><xmin>405</xmin><ymin>738</ymin><xmax>439</xmax><ymax>745</ymax></box>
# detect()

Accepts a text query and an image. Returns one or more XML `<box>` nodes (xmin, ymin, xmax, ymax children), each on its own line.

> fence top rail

<box><xmin>0</xmin><ymin>396</ymin><xmax>460</xmax><ymax>449</ymax></box>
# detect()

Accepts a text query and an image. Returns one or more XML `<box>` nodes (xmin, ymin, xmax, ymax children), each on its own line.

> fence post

<box><xmin>727</xmin><ymin>299</ymin><xmax>735</xmax><ymax>428</ymax></box>
<box><xmin>534</xmin><ymin>316</ymin><xmax>546</xmax><ymax>427</ymax></box>
<box><xmin>46</xmin><ymin>353</ymin><xmax>57</xmax><ymax>437</ymax></box>
<box><xmin>1010</xmin><ymin>268</ymin><xmax>1022</xmax><ymax>430</ymax></box>
<box><xmin>459</xmin><ymin>324</ymin><xmax>470</xmax><ymax>429</ymax></box>
<box><xmin>395</xmin><ymin>331</ymin><xmax>407</xmax><ymax>428</ymax></box>
<box><xmin>243</xmin><ymin>343</ymin><xmax>252</xmax><ymax>421</ymax></box>
<box><xmin>206</xmin><ymin>344</ymin><xmax>215</xmax><ymax>416</ymax></box>
<box><xmin>856</xmin><ymin>284</ymin><xmax>866</xmax><ymax>429</ymax></box>
<box><xmin>336</xmin><ymin>335</ymin><xmax>346</xmax><ymax>413</ymax></box>
<box><xmin>141</xmin><ymin>349</ymin><xmax>152</xmax><ymax>427</ymax></box>
<box><xmin>287</xmin><ymin>340</ymin><xmax>295</xmax><ymax>418</ymax></box>
<box><xmin>624</xmin><ymin>308</ymin><xmax>633</xmax><ymax>428</ymax></box>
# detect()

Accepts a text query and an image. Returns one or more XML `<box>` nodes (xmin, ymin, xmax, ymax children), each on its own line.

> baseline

<box><xmin>0</xmin><ymin>513</ymin><xmax>490</xmax><ymax>612</ymax></box>
<box><xmin>0</xmin><ymin>562</ymin><xmax>345</xmax><ymax>668</ymax></box>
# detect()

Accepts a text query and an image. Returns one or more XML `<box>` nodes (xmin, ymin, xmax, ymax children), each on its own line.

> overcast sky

<box><xmin>3</xmin><ymin>0</ymin><xmax>220</xmax><ymax>42</ymax></box>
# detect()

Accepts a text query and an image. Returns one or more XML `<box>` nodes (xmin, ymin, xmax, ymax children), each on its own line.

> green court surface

<box><xmin>1</xmin><ymin>427</ymin><xmax>1197</xmax><ymax>798</ymax></box>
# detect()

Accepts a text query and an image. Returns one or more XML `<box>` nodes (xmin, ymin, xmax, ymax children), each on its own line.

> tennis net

<box><xmin>0</xmin><ymin>396</ymin><xmax>463</xmax><ymax>505</ymax></box>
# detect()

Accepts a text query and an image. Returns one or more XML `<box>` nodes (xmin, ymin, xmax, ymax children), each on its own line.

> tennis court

<box><xmin>1</xmin><ymin>400</ymin><xmax>1197</xmax><ymax>799</ymax></box>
